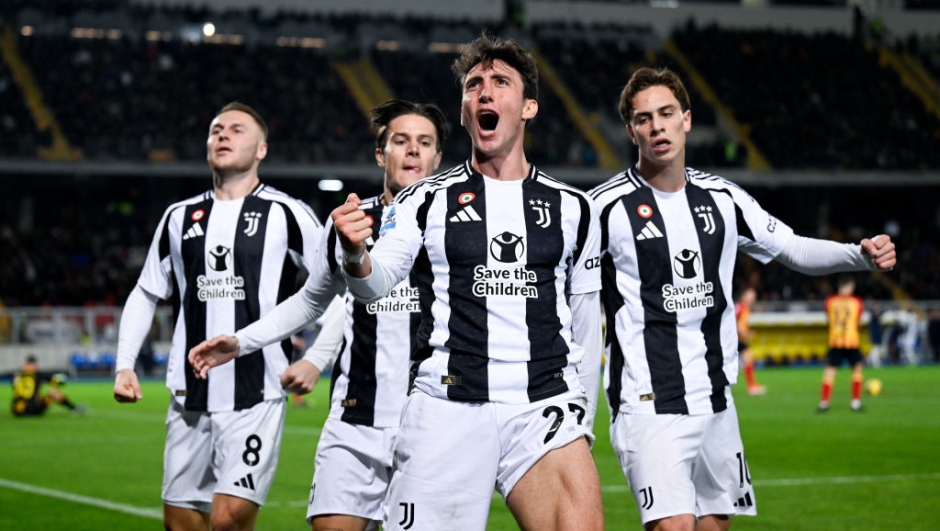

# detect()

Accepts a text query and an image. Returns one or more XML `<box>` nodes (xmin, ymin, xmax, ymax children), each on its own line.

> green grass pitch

<box><xmin>1</xmin><ymin>365</ymin><xmax>938</xmax><ymax>530</ymax></box>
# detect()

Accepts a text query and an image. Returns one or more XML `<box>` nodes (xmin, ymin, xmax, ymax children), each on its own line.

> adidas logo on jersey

<box><xmin>733</xmin><ymin>491</ymin><xmax>754</xmax><ymax>508</ymax></box>
<box><xmin>635</xmin><ymin>221</ymin><xmax>663</xmax><ymax>240</ymax></box>
<box><xmin>183</xmin><ymin>223</ymin><xmax>205</xmax><ymax>240</ymax></box>
<box><xmin>234</xmin><ymin>473</ymin><xmax>256</xmax><ymax>490</ymax></box>
<box><xmin>449</xmin><ymin>205</ymin><xmax>482</xmax><ymax>223</ymax></box>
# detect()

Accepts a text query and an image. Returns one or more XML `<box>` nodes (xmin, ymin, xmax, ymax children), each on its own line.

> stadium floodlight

<box><xmin>318</xmin><ymin>179</ymin><xmax>344</xmax><ymax>192</ymax></box>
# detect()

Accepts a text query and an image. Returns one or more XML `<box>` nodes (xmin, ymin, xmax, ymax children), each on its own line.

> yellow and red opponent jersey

<box><xmin>735</xmin><ymin>301</ymin><xmax>750</xmax><ymax>330</ymax></box>
<box><xmin>825</xmin><ymin>294</ymin><xmax>864</xmax><ymax>348</ymax></box>
<box><xmin>11</xmin><ymin>367</ymin><xmax>47</xmax><ymax>415</ymax></box>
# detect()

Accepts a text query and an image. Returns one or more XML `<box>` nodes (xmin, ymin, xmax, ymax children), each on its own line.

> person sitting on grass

<box><xmin>11</xmin><ymin>355</ymin><xmax>85</xmax><ymax>416</ymax></box>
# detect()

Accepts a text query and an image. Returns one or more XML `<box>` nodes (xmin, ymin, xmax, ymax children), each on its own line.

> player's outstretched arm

<box><xmin>113</xmin><ymin>369</ymin><xmax>143</xmax><ymax>403</ymax></box>
<box><xmin>188</xmin><ymin>334</ymin><xmax>239</xmax><ymax>379</ymax></box>
<box><xmin>280</xmin><ymin>360</ymin><xmax>322</xmax><ymax>395</ymax></box>
<box><xmin>861</xmin><ymin>235</ymin><xmax>896</xmax><ymax>271</ymax></box>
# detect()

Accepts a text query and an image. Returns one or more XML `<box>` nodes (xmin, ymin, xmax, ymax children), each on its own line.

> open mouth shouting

<box><xmin>478</xmin><ymin>110</ymin><xmax>500</xmax><ymax>134</ymax></box>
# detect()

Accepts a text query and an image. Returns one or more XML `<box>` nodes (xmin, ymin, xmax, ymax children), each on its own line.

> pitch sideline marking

<box><xmin>0</xmin><ymin>477</ymin><xmax>162</xmax><ymax>520</ymax></box>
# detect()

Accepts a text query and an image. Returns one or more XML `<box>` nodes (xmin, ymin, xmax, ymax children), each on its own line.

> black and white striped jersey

<box><xmin>368</xmin><ymin>161</ymin><xmax>601</xmax><ymax>404</ymax></box>
<box><xmin>322</xmin><ymin>195</ymin><xmax>419</xmax><ymax>428</ymax></box>
<box><xmin>137</xmin><ymin>184</ymin><xmax>322</xmax><ymax>412</ymax></box>
<box><xmin>590</xmin><ymin>167</ymin><xmax>793</xmax><ymax>418</ymax></box>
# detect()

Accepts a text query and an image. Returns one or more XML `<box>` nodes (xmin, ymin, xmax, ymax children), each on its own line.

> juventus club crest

<box><xmin>243</xmin><ymin>211</ymin><xmax>262</xmax><ymax>237</ymax></box>
<box><xmin>694</xmin><ymin>205</ymin><xmax>716</xmax><ymax>235</ymax></box>
<box><xmin>529</xmin><ymin>199</ymin><xmax>551</xmax><ymax>228</ymax></box>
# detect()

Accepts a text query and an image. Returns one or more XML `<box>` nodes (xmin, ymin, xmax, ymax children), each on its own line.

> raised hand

<box><xmin>331</xmin><ymin>193</ymin><xmax>374</xmax><ymax>277</ymax></box>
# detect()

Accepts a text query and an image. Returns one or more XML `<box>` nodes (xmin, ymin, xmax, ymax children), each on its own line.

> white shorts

<box><xmin>162</xmin><ymin>398</ymin><xmax>287</xmax><ymax>512</ymax></box>
<box><xmin>610</xmin><ymin>404</ymin><xmax>757</xmax><ymax>524</ymax></box>
<box><xmin>306</xmin><ymin>417</ymin><xmax>398</xmax><ymax>528</ymax></box>
<box><xmin>385</xmin><ymin>389</ymin><xmax>592</xmax><ymax>531</ymax></box>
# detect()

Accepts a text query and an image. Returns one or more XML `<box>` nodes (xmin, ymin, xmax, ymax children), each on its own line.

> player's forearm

<box><xmin>570</xmin><ymin>290</ymin><xmax>603</xmax><ymax>433</ymax></box>
<box><xmin>774</xmin><ymin>234</ymin><xmax>874</xmax><ymax>275</ymax></box>
<box><xmin>341</xmin><ymin>247</ymin><xmax>372</xmax><ymax>279</ymax></box>
<box><xmin>344</xmin><ymin>232</ymin><xmax>417</xmax><ymax>303</ymax></box>
<box><xmin>344</xmin><ymin>253</ymin><xmax>394</xmax><ymax>304</ymax></box>
<box><xmin>236</xmin><ymin>280</ymin><xmax>337</xmax><ymax>356</ymax></box>
<box><xmin>115</xmin><ymin>285</ymin><xmax>159</xmax><ymax>372</ymax></box>
<box><xmin>302</xmin><ymin>296</ymin><xmax>346</xmax><ymax>371</ymax></box>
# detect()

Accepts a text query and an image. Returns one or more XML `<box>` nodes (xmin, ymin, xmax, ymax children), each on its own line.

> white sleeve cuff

<box><xmin>344</xmin><ymin>254</ymin><xmax>393</xmax><ymax>303</ymax></box>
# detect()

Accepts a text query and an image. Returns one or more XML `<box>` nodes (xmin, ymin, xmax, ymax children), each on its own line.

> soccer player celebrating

<box><xmin>189</xmin><ymin>98</ymin><xmax>448</xmax><ymax>531</ymax></box>
<box><xmin>113</xmin><ymin>102</ymin><xmax>323</xmax><ymax>531</ymax></box>
<box><xmin>589</xmin><ymin>67</ymin><xmax>896</xmax><ymax>531</ymax></box>
<box><xmin>331</xmin><ymin>34</ymin><xmax>604</xmax><ymax>531</ymax></box>
<box><xmin>818</xmin><ymin>275</ymin><xmax>866</xmax><ymax>412</ymax></box>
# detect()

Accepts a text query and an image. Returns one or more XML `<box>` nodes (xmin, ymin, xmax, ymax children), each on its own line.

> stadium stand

<box><xmin>0</xmin><ymin>0</ymin><xmax>938</xmax><ymax>371</ymax></box>
<box><xmin>672</xmin><ymin>21</ymin><xmax>940</xmax><ymax>170</ymax></box>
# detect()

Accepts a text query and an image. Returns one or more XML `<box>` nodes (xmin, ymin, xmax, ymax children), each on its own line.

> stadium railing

<box><xmin>0</xmin><ymin>305</ymin><xmax>173</xmax><ymax>377</ymax></box>
<box><xmin>0</xmin><ymin>301</ymin><xmax>936</xmax><ymax>376</ymax></box>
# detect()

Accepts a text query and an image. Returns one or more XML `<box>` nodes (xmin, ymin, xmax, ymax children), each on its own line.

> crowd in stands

<box><xmin>673</xmin><ymin>20</ymin><xmax>940</xmax><ymax>170</ymax></box>
<box><xmin>3</xmin><ymin>4</ymin><xmax>937</xmax><ymax>170</ymax></box>
<box><xmin>532</xmin><ymin>22</ymin><xmax>745</xmax><ymax>169</ymax></box>
<box><xmin>16</xmin><ymin>34</ymin><xmax>376</xmax><ymax>164</ymax></box>
<box><xmin>733</xmin><ymin>184</ymin><xmax>940</xmax><ymax>302</ymax></box>
<box><xmin>902</xmin><ymin>31</ymin><xmax>940</xmax><ymax>87</ymax></box>
<box><xmin>0</xmin><ymin>62</ymin><xmax>39</xmax><ymax>159</ymax></box>
<box><xmin>2</xmin><ymin>175</ymin><xmax>938</xmax><ymax>309</ymax></box>
<box><xmin>0</xmin><ymin>2</ymin><xmax>938</xmax><ymax>308</ymax></box>
<box><xmin>0</xmin><ymin>177</ymin><xmax>154</xmax><ymax>308</ymax></box>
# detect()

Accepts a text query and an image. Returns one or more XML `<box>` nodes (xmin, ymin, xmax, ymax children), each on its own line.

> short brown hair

<box><xmin>370</xmin><ymin>99</ymin><xmax>449</xmax><ymax>152</ymax></box>
<box><xmin>452</xmin><ymin>32</ymin><xmax>539</xmax><ymax>102</ymax></box>
<box><xmin>215</xmin><ymin>101</ymin><xmax>269</xmax><ymax>140</ymax></box>
<box><xmin>618</xmin><ymin>67</ymin><xmax>691</xmax><ymax>125</ymax></box>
